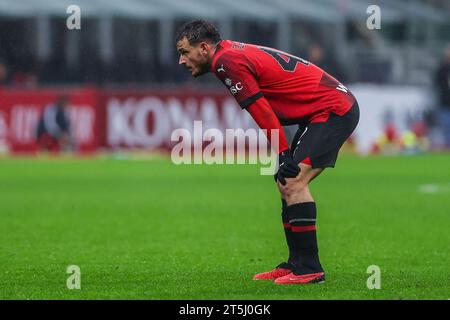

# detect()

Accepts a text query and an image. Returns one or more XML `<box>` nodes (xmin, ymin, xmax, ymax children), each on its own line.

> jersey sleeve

<box><xmin>213</xmin><ymin>53</ymin><xmax>263</xmax><ymax>109</ymax></box>
<box><xmin>246</xmin><ymin>96</ymin><xmax>289</xmax><ymax>154</ymax></box>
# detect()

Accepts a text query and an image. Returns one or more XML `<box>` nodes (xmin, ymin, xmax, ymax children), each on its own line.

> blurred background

<box><xmin>0</xmin><ymin>0</ymin><xmax>449</xmax><ymax>156</ymax></box>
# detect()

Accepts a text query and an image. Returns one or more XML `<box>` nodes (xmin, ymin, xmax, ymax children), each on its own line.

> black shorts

<box><xmin>291</xmin><ymin>102</ymin><xmax>360</xmax><ymax>169</ymax></box>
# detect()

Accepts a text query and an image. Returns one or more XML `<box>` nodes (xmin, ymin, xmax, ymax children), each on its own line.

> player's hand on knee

<box><xmin>275</xmin><ymin>149</ymin><xmax>300</xmax><ymax>186</ymax></box>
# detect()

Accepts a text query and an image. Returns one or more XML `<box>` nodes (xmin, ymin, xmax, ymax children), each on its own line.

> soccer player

<box><xmin>175</xmin><ymin>20</ymin><xmax>359</xmax><ymax>284</ymax></box>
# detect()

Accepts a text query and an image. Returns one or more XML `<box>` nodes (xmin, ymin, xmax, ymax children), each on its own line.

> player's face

<box><xmin>177</xmin><ymin>38</ymin><xmax>210</xmax><ymax>77</ymax></box>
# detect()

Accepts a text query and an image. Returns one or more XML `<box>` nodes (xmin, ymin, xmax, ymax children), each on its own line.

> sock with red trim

<box><xmin>281</xmin><ymin>199</ymin><xmax>296</xmax><ymax>266</ymax></box>
<box><xmin>286</xmin><ymin>202</ymin><xmax>324</xmax><ymax>274</ymax></box>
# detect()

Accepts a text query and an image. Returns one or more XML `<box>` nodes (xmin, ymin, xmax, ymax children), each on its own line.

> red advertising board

<box><xmin>0</xmin><ymin>86</ymin><xmax>256</xmax><ymax>154</ymax></box>
<box><xmin>101</xmin><ymin>87</ymin><xmax>256</xmax><ymax>150</ymax></box>
<box><xmin>0</xmin><ymin>87</ymin><xmax>100</xmax><ymax>153</ymax></box>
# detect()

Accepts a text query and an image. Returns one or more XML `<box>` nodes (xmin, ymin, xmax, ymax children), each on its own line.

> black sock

<box><xmin>281</xmin><ymin>199</ymin><xmax>296</xmax><ymax>266</ymax></box>
<box><xmin>286</xmin><ymin>202</ymin><xmax>324</xmax><ymax>274</ymax></box>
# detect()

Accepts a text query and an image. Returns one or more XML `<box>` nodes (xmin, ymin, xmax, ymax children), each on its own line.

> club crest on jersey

<box><xmin>217</xmin><ymin>64</ymin><xmax>226</xmax><ymax>73</ymax></box>
<box><xmin>224</xmin><ymin>78</ymin><xmax>232</xmax><ymax>86</ymax></box>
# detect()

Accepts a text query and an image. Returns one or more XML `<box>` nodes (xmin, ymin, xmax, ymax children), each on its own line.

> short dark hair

<box><xmin>175</xmin><ymin>19</ymin><xmax>221</xmax><ymax>45</ymax></box>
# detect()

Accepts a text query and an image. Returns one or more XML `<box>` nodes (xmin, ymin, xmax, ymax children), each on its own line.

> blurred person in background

<box><xmin>0</xmin><ymin>60</ymin><xmax>8</xmax><ymax>86</ymax></box>
<box><xmin>11</xmin><ymin>69</ymin><xmax>38</xmax><ymax>87</ymax></box>
<box><xmin>307</xmin><ymin>44</ymin><xmax>347</xmax><ymax>83</ymax></box>
<box><xmin>434</xmin><ymin>45</ymin><xmax>450</xmax><ymax>147</ymax></box>
<box><xmin>36</xmin><ymin>95</ymin><xmax>72</xmax><ymax>153</ymax></box>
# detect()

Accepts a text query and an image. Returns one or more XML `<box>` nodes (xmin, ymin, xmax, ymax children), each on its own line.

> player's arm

<box><xmin>246</xmin><ymin>96</ymin><xmax>288</xmax><ymax>154</ymax></box>
<box><xmin>246</xmin><ymin>97</ymin><xmax>300</xmax><ymax>184</ymax></box>
<box><xmin>213</xmin><ymin>54</ymin><xmax>289</xmax><ymax>154</ymax></box>
<box><xmin>213</xmin><ymin>54</ymin><xmax>299</xmax><ymax>183</ymax></box>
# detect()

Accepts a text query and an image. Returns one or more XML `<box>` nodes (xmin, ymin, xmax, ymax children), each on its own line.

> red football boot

<box><xmin>274</xmin><ymin>271</ymin><xmax>325</xmax><ymax>285</ymax></box>
<box><xmin>253</xmin><ymin>262</ymin><xmax>294</xmax><ymax>281</ymax></box>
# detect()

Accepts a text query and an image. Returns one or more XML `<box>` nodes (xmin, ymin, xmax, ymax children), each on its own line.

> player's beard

<box><xmin>191</xmin><ymin>53</ymin><xmax>211</xmax><ymax>77</ymax></box>
<box><xmin>192</xmin><ymin>61</ymin><xmax>210</xmax><ymax>77</ymax></box>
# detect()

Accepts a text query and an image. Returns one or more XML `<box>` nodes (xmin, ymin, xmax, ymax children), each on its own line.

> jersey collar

<box><xmin>211</xmin><ymin>40</ymin><xmax>225</xmax><ymax>72</ymax></box>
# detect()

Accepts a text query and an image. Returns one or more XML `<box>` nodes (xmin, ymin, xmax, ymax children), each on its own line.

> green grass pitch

<box><xmin>0</xmin><ymin>153</ymin><xmax>449</xmax><ymax>299</ymax></box>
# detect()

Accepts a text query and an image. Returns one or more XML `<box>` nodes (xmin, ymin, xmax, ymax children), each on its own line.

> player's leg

<box><xmin>253</xmin><ymin>196</ymin><xmax>295</xmax><ymax>280</ymax></box>
<box><xmin>282</xmin><ymin>165</ymin><xmax>323</xmax><ymax>265</ymax></box>
<box><xmin>254</xmin><ymin>125</ymin><xmax>309</xmax><ymax>281</ymax></box>
<box><xmin>253</xmin><ymin>163</ymin><xmax>323</xmax><ymax>281</ymax></box>
<box><xmin>275</xmin><ymin>163</ymin><xmax>325</xmax><ymax>282</ymax></box>
<box><xmin>254</xmin><ymin>103</ymin><xmax>359</xmax><ymax>283</ymax></box>
<box><xmin>279</xmin><ymin>124</ymin><xmax>315</xmax><ymax>262</ymax></box>
<box><xmin>274</xmin><ymin>103</ymin><xmax>360</xmax><ymax>284</ymax></box>
<box><xmin>278</xmin><ymin>163</ymin><xmax>323</xmax><ymax>205</ymax></box>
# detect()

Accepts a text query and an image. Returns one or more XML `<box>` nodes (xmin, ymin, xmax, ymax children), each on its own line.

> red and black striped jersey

<box><xmin>211</xmin><ymin>40</ymin><xmax>355</xmax><ymax>124</ymax></box>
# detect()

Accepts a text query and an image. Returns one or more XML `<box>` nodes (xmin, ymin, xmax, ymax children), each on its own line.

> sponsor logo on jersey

<box><xmin>217</xmin><ymin>64</ymin><xmax>226</xmax><ymax>73</ymax></box>
<box><xmin>230</xmin><ymin>82</ymin><xmax>243</xmax><ymax>95</ymax></box>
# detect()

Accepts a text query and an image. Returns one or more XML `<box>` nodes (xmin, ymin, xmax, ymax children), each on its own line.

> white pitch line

<box><xmin>418</xmin><ymin>184</ymin><xmax>450</xmax><ymax>194</ymax></box>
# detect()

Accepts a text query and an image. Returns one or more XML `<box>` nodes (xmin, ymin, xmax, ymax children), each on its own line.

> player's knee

<box><xmin>280</xmin><ymin>178</ymin><xmax>309</xmax><ymax>199</ymax></box>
